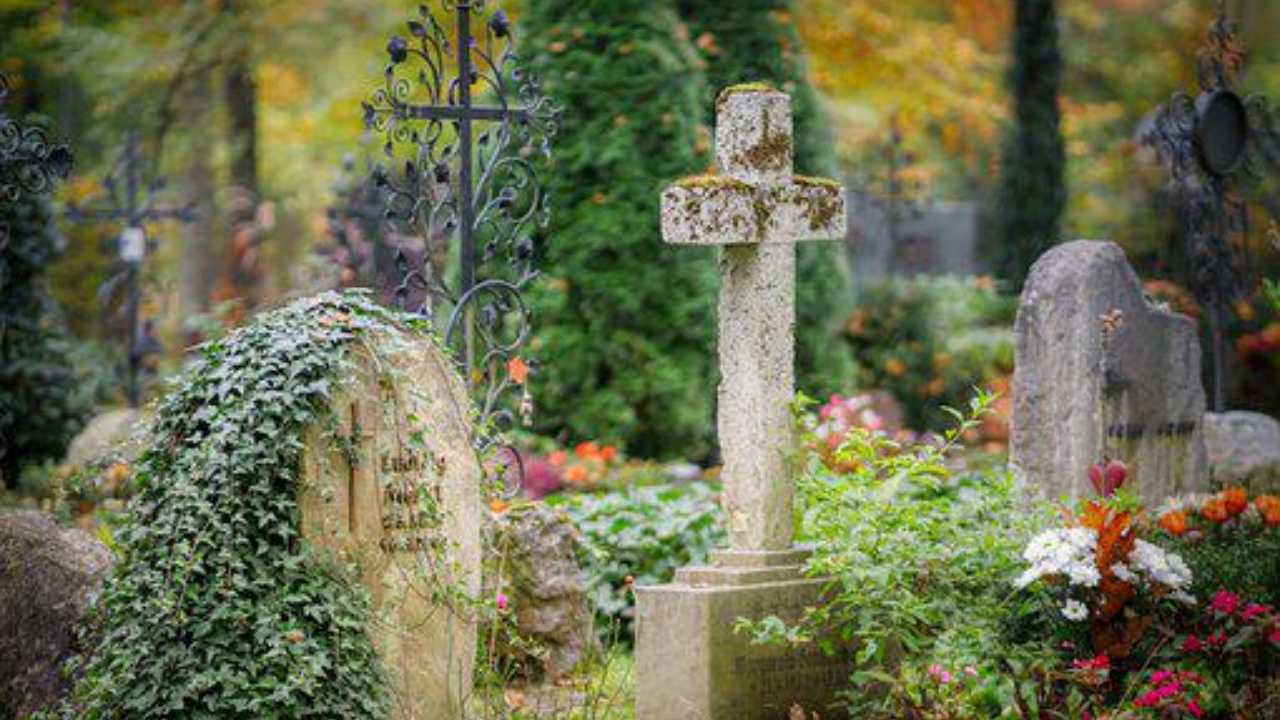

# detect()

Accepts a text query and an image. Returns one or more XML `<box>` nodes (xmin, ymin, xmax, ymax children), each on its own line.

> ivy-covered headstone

<box><xmin>298</xmin><ymin>313</ymin><xmax>483</xmax><ymax>719</ymax></box>
<box><xmin>67</xmin><ymin>294</ymin><xmax>483</xmax><ymax>720</ymax></box>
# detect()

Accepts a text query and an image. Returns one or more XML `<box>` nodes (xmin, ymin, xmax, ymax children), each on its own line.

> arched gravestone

<box><xmin>298</xmin><ymin>332</ymin><xmax>482</xmax><ymax>720</ymax></box>
<box><xmin>1012</xmin><ymin>240</ymin><xmax>1210</xmax><ymax>500</ymax></box>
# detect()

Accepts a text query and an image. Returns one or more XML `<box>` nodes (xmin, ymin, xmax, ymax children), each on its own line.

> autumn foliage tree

<box><xmin>677</xmin><ymin>0</ymin><xmax>854</xmax><ymax>397</ymax></box>
<box><xmin>521</xmin><ymin>0</ymin><xmax>719</xmax><ymax>459</ymax></box>
<box><xmin>997</xmin><ymin>0</ymin><xmax>1066</xmax><ymax>291</ymax></box>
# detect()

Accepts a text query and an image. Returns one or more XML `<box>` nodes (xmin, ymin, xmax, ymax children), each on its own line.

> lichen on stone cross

<box><xmin>660</xmin><ymin>85</ymin><xmax>846</xmax><ymax>553</ymax></box>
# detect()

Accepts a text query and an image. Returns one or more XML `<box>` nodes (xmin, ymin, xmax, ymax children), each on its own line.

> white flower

<box><xmin>1128</xmin><ymin>540</ymin><xmax>1193</xmax><ymax>592</ymax></box>
<box><xmin>1016</xmin><ymin>528</ymin><xmax>1100</xmax><ymax>589</ymax></box>
<box><xmin>1111</xmin><ymin>561</ymin><xmax>1136</xmax><ymax>583</ymax></box>
<box><xmin>1062</xmin><ymin>599</ymin><xmax>1089</xmax><ymax>622</ymax></box>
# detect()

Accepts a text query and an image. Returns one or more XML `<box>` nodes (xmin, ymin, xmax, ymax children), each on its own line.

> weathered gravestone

<box><xmin>1012</xmin><ymin>240</ymin><xmax>1210</xmax><ymax>500</ymax></box>
<box><xmin>636</xmin><ymin>85</ymin><xmax>852</xmax><ymax>720</ymax></box>
<box><xmin>1204</xmin><ymin>411</ymin><xmax>1280</xmax><ymax>493</ymax></box>
<box><xmin>298</xmin><ymin>333</ymin><xmax>483</xmax><ymax>720</ymax></box>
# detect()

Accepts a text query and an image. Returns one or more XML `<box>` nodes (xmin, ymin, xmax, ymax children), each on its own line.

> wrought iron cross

<box><xmin>1143</xmin><ymin>2</ymin><xmax>1275</xmax><ymax>412</ymax></box>
<box><xmin>363</xmin><ymin>0</ymin><xmax>558</xmax><ymax>431</ymax></box>
<box><xmin>65</xmin><ymin>132</ymin><xmax>195</xmax><ymax>408</ymax></box>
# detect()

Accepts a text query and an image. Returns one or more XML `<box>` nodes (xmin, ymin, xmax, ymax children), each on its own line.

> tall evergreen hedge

<box><xmin>996</xmin><ymin>0</ymin><xmax>1066</xmax><ymax>291</ymax></box>
<box><xmin>522</xmin><ymin>0</ymin><xmax>719</xmax><ymax>459</ymax></box>
<box><xmin>0</xmin><ymin>188</ymin><xmax>88</xmax><ymax>488</ymax></box>
<box><xmin>677</xmin><ymin>0</ymin><xmax>854</xmax><ymax>397</ymax></box>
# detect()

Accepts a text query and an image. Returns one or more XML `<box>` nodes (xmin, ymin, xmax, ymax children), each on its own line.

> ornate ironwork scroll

<box><xmin>65</xmin><ymin>132</ymin><xmax>196</xmax><ymax>408</ymax></box>
<box><xmin>1142</xmin><ymin>2</ymin><xmax>1275</xmax><ymax>412</ymax></box>
<box><xmin>363</xmin><ymin>0</ymin><xmax>559</xmax><ymax>434</ymax></box>
<box><xmin>0</xmin><ymin>74</ymin><xmax>74</xmax><ymax>207</ymax></box>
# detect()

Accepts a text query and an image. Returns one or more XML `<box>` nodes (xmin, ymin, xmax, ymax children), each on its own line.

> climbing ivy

<box><xmin>61</xmin><ymin>292</ymin><xmax>444</xmax><ymax>719</ymax></box>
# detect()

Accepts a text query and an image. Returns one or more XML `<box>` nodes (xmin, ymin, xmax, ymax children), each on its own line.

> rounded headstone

<box><xmin>298</xmin><ymin>331</ymin><xmax>483</xmax><ymax>719</ymax></box>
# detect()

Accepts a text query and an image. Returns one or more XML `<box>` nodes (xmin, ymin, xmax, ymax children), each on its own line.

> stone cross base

<box><xmin>635</xmin><ymin>551</ymin><xmax>852</xmax><ymax>720</ymax></box>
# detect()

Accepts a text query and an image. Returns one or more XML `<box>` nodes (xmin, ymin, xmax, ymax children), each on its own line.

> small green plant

<box><xmin>744</xmin><ymin>391</ymin><xmax>1053</xmax><ymax>718</ymax></box>
<box><xmin>548</xmin><ymin>482</ymin><xmax>724</xmax><ymax>643</ymax></box>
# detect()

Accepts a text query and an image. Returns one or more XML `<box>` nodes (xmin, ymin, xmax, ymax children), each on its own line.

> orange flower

<box><xmin>1202</xmin><ymin>498</ymin><xmax>1232</xmax><ymax>523</ymax></box>
<box><xmin>574</xmin><ymin>442</ymin><xmax>600</xmax><ymax>459</ymax></box>
<box><xmin>1222</xmin><ymin>487</ymin><xmax>1249</xmax><ymax>516</ymax></box>
<box><xmin>548</xmin><ymin>450</ymin><xmax>567</xmax><ymax>467</ymax></box>
<box><xmin>885</xmin><ymin>357</ymin><xmax>908</xmax><ymax>378</ymax></box>
<box><xmin>565</xmin><ymin>465</ymin><xmax>590</xmax><ymax>484</ymax></box>
<box><xmin>600</xmin><ymin>445</ymin><xmax>618</xmax><ymax>462</ymax></box>
<box><xmin>105</xmin><ymin>461</ymin><xmax>133</xmax><ymax>485</ymax></box>
<box><xmin>1256</xmin><ymin>495</ymin><xmax>1280</xmax><ymax>526</ymax></box>
<box><xmin>1158</xmin><ymin>510</ymin><xmax>1189</xmax><ymax>536</ymax></box>
<box><xmin>489</xmin><ymin>499</ymin><xmax>510</xmax><ymax>514</ymax></box>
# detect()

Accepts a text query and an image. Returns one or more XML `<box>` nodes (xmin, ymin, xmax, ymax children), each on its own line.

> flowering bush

<box><xmin>1016</xmin><ymin>464</ymin><xmax>1194</xmax><ymax>661</ymax></box>
<box><xmin>807</xmin><ymin>391</ymin><xmax>916</xmax><ymax>472</ymax></box>
<box><xmin>1152</xmin><ymin>488</ymin><xmax>1280</xmax><ymax>604</ymax></box>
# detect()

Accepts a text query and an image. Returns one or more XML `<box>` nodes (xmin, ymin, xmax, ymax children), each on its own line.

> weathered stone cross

<box><xmin>661</xmin><ymin>86</ymin><xmax>846</xmax><ymax>553</ymax></box>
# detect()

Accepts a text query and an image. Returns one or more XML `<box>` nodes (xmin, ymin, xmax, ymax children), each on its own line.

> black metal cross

<box><xmin>1143</xmin><ymin>2</ymin><xmax>1275</xmax><ymax>412</ymax></box>
<box><xmin>65</xmin><ymin>132</ymin><xmax>195</xmax><ymax>408</ymax></box>
<box><xmin>363</xmin><ymin>0</ymin><xmax>558</xmax><ymax>431</ymax></box>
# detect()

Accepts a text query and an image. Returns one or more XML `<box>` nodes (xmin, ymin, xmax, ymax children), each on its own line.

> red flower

<box><xmin>1211</xmin><ymin>591</ymin><xmax>1241</xmax><ymax>616</ymax></box>
<box><xmin>1088</xmin><ymin>460</ymin><xmax>1127</xmax><ymax>498</ymax></box>
<box><xmin>1241</xmin><ymin>603</ymin><xmax>1272</xmax><ymax>622</ymax></box>
<box><xmin>1201</xmin><ymin>498</ymin><xmax>1232</xmax><ymax>523</ymax></box>
<box><xmin>1181</xmin><ymin>635</ymin><xmax>1203</xmax><ymax>653</ymax></box>
<box><xmin>1222</xmin><ymin>487</ymin><xmax>1249</xmax><ymax>515</ymax></box>
<box><xmin>1071</xmin><ymin>654</ymin><xmax>1111</xmax><ymax>670</ymax></box>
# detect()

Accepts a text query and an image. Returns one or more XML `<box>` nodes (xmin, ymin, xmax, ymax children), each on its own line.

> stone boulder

<box><xmin>63</xmin><ymin>408</ymin><xmax>148</xmax><ymax>468</ymax></box>
<box><xmin>0</xmin><ymin>512</ymin><xmax>114</xmax><ymax>719</ymax></box>
<box><xmin>489</xmin><ymin>505</ymin><xmax>598</xmax><ymax>679</ymax></box>
<box><xmin>1205</xmin><ymin>411</ymin><xmax>1280</xmax><ymax>492</ymax></box>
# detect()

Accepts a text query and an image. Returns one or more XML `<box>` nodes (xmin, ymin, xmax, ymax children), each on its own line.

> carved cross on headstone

<box><xmin>661</xmin><ymin>86</ymin><xmax>846</xmax><ymax>553</ymax></box>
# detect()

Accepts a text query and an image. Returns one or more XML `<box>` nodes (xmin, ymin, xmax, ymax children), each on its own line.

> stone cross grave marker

<box><xmin>299</xmin><ymin>329</ymin><xmax>483</xmax><ymax>720</ymax></box>
<box><xmin>659</xmin><ymin>85</ymin><xmax>845</xmax><ymax>553</ymax></box>
<box><xmin>636</xmin><ymin>85</ymin><xmax>851</xmax><ymax>720</ymax></box>
<box><xmin>1012</xmin><ymin>240</ymin><xmax>1210</xmax><ymax>501</ymax></box>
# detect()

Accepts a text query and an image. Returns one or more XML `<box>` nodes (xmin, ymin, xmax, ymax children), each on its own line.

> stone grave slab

<box><xmin>638</xmin><ymin>85</ymin><xmax>851</xmax><ymax>720</ymax></box>
<box><xmin>299</xmin><ymin>332</ymin><xmax>482</xmax><ymax>720</ymax></box>
<box><xmin>1012</xmin><ymin>240</ymin><xmax>1209</xmax><ymax>500</ymax></box>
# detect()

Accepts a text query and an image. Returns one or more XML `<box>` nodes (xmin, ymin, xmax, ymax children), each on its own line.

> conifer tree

<box><xmin>996</xmin><ymin>0</ymin><xmax>1066</xmax><ymax>291</ymax></box>
<box><xmin>0</xmin><ymin>189</ymin><xmax>88</xmax><ymax>487</ymax></box>
<box><xmin>522</xmin><ymin>0</ymin><xmax>719</xmax><ymax>459</ymax></box>
<box><xmin>677</xmin><ymin>0</ymin><xmax>855</xmax><ymax>397</ymax></box>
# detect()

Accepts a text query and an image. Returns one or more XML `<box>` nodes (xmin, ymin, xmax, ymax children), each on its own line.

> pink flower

<box><xmin>928</xmin><ymin>664</ymin><xmax>943</xmax><ymax>678</ymax></box>
<box><xmin>1186</xmin><ymin>699</ymin><xmax>1203</xmax><ymax>718</ymax></box>
<box><xmin>1241</xmin><ymin>603</ymin><xmax>1272</xmax><ymax>621</ymax></box>
<box><xmin>939</xmin><ymin>670</ymin><xmax>952</xmax><ymax>684</ymax></box>
<box><xmin>1181</xmin><ymin>635</ymin><xmax>1203</xmax><ymax>653</ymax></box>
<box><xmin>1134</xmin><ymin>689</ymin><xmax>1161</xmax><ymax>708</ymax></box>
<box><xmin>964</xmin><ymin>665</ymin><xmax>978</xmax><ymax>678</ymax></box>
<box><xmin>496</xmin><ymin>592</ymin><xmax>509</xmax><ymax>611</ymax></box>
<box><xmin>1149</xmin><ymin>670</ymin><xmax>1174</xmax><ymax>685</ymax></box>
<box><xmin>1211</xmin><ymin>590</ymin><xmax>1240</xmax><ymax>615</ymax></box>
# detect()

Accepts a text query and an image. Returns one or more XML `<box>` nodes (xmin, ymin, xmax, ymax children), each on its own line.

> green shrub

<box><xmin>548</xmin><ymin>482</ymin><xmax>724</xmax><ymax>643</ymax></box>
<box><xmin>843</xmin><ymin>277</ymin><xmax>1015</xmax><ymax>430</ymax></box>
<box><xmin>521</xmin><ymin>0</ymin><xmax>720</xmax><ymax>461</ymax></box>
<box><xmin>1</xmin><ymin>188</ymin><xmax>90</xmax><ymax>488</ymax></box>
<box><xmin>745</xmin><ymin>393</ymin><xmax>1053</xmax><ymax>717</ymax></box>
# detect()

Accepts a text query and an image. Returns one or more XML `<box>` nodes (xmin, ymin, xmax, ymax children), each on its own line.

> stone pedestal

<box><xmin>636</xmin><ymin>550</ymin><xmax>852</xmax><ymax>720</ymax></box>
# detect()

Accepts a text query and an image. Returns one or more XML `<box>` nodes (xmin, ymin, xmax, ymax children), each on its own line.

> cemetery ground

<box><xmin>3</xmin><ymin>2</ymin><xmax>1280</xmax><ymax>720</ymax></box>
